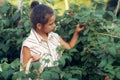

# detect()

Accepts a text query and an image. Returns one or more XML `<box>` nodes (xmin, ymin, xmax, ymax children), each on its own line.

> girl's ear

<box><xmin>36</xmin><ymin>23</ymin><xmax>42</xmax><ymax>30</ymax></box>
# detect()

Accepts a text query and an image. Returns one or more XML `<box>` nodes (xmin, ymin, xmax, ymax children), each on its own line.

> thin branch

<box><xmin>64</xmin><ymin>0</ymin><xmax>69</xmax><ymax>10</ymax></box>
<box><xmin>115</xmin><ymin>0</ymin><xmax>120</xmax><ymax>16</ymax></box>
<box><xmin>96</xmin><ymin>32</ymin><xmax>120</xmax><ymax>38</ymax></box>
<box><xmin>18</xmin><ymin>0</ymin><xmax>22</xmax><ymax>19</ymax></box>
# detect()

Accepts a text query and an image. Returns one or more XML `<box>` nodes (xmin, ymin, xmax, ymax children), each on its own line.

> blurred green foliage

<box><xmin>0</xmin><ymin>0</ymin><xmax>120</xmax><ymax>80</ymax></box>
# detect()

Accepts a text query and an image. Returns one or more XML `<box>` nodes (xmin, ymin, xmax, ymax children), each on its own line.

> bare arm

<box><xmin>22</xmin><ymin>46</ymin><xmax>31</xmax><ymax>70</ymax></box>
<box><xmin>22</xmin><ymin>46</ymin><xmax>40</xmax><ymax>70</ymax></box>
<box><xmin>60</xmin><ymin>24</ymin><xmax>85</xmax><ymax>50</ymax></box>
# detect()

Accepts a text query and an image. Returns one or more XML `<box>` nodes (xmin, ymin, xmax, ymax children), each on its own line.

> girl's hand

<box><xmin>75</xmin><ymin>24</ymin><xmax>85</xmax><ymax>33</ymax></box>
<box><xmin>32</xmin><ymin>54</ymin><xmax>41</xmax><ymax>62</ymax></box>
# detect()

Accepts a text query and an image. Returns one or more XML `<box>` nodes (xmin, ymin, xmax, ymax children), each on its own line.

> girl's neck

<box><xmin>36</xmin><ymin>29</ymin><xmax>48</xmax><ymax>40</ymax></box>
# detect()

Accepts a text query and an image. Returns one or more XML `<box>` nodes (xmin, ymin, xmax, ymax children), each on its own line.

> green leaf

<box><xmin>42</xmin><ymin>58</ymin><xmax>50</xmax><ymax>63</ymax></box>
<box><xmin>104</xmin><ymin>64</ymin><xmax>113</xmax><ymax>70</ymax></box>
<box><xmin>16</xmin><ymin>28</ymin><xmax>23</xmax><ymax>36</ymax></box>
<box><xmin>0</xmin><ymin>4</ymin><xmax>9</xmax><ymax>13</ymax></box>
<box><xmin>81</xmin><ymin>55</ymin><xmax>89</xmax><ymax>61</ymax></box>
<box><xmin>12</xmin><ymin>73</ymin><xmax>18</xmax><ymax>80</ymax></box>
<box><xmin>74</xmin><ymin>14</ymin><xmax>79</xmax><ymax>20</ymax></box>
<box><xmin>2</xmin><ymin>18</ymin><xmax>10</xmax><ymax>26</ymax></box>
<box><xmin>107</xmin><ymin>11</ymin><xmax>117</xmax><ymax>20</ymax></box>
<box><xmin>69</xmin><ymin>48</ymin><xmax>78</xmax><ymax>53</ymax></box>
<box><xmin>28</xmin><ymin>71</ymin><xmax>38</xmax><ymax>79</ymax></box>
<box><xmin>41</xmin><ymin>71</ymin><xmax>51</xmax><ymax>80</ymax></box>
<box><xmin>70</xmin><ymin>69</ymin><xmax>82</xmax><ymax>75</ymax></box>
<box><xmin>107</xmin><ymin>47</ymin><xmax>116</xmax><ymax>56</ymax></box>
<box><xmin>51</xmin><ymin>72</ymin><xmax>59</xmax><ymax>79</ymax></box>
<box><xmin>94</xmin><ymin>10</ymin><xmax>105</xmax><ymax>18</ymax></box>
<box><xmin>98</xmin><ymin>36</ymin><xmax>109</xmax><ymax>44</ymax></box>
<box><xmin>65</xmin><ymin>18</ymin><xmax>72</xmax><ymax>24</ymax></box>
<box><xmin>56</xmin><ymin>45</ymin><xmax>65</xmax><ymax>53</ymax></box>
<box><xmin>98</xmin><ymin>59</ymin><xmax>107</xmax><ymax>68</ymax></box>
<box><xmin>1</xmin><ymin>69</ymin><xmax>14</xmax><ymax>80</ymax></box>
<box><xmin>13</xmin><ymin>71</ymin><xmax>26</xmax><ymax>79</ymax></box>
<box><xmin>80</xmin><ymin>52</ymin><xmax>86</xmax><ymax>56</ymax></box>
<box><xmin>116</xmin><ymin>72</ymin><xmax>120</xmax><ymax>79</ymax></box>
<box><xmin>63</xmin><ymin>73</ymin><xmax>72</xmax><ymax>79</ymax></box>
<box><xmin>2</xmin><ymin>44</ymin><xmax>9</xmax><ymax>52</ymax></box>
<box><xmin>1</xmin><ymin>62</ymin><xmax>10</xmax><ymax>71</ymax></box>
<box><xmin>69</xmin><ymin>29</ymin><xmax>74</xmax><ymax>35</ymax></box>
<box><xmin>0</xmin><ymin>64</ymin><xmax>2</xmax><ymax>71</ymax></box>
<box><xmin>107</xmin><ymin>57</ymin><xmax>115</xmax><ymax>65</ymax></box>
<box><xmin>10</xmin><ymin>58</ymin><xmax>20</xmax><ymax>70</ymax></box>
<box><xmin>11</xmin><ymin>11</ymin><xmax>20</xmax><ymax>23</ymax></box>
<box><xmin>31</xmin><ymin>62</ymin><xmax>41</xmax><ymax>70</ymax></box>
<box><xmin>47</xmin><ymin>0</ymin><xmax>55</xmax><ymax>5</ymax></box>
<box><xmin>50</xmin><ymin>67</ymin><xmax>61</xmax><ymax>73</ymax></box>
<box><xmin>68</xmin><ymin>78</ymin><xmax>79</xmax><ymax>80</ymax></box>
<box><xmin>83</xmin><ymin>28</ymin><xmax>89</xmax><ymax>35</ymax></box>
<box><xmin>24</xmin><ymin>20</ymin><xmax>30</xmax><ymax>32</ymax></box>
<box><xmin>59</xmin><ymin>56</ymin><xmax>66</xmax><ymax>66</ymax></box>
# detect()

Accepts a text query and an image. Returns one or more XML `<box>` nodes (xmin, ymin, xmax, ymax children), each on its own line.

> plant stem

<box><xmin>64</xmin><ymin>0</ymin><xmax>69</xmax><ymax>10</ymax></box>
<box><xmin>96</xmin><ymin>32</ymin><xmax>120</xmax><ymax>38</ymax></box>
<box><xmin>114</xmin><ymin>0</ymin><xmax>120</xmax><ymax>16</ymax></box>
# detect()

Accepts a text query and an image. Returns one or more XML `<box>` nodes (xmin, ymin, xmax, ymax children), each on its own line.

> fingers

<box><xmin>76</xmin><ymin>24</ymin><xmax>85</xmax><ymax>29</ymax></box>
<box><xmin>75</xmin><ymin>24</ymin><xmax>85</xmax><ymax>32</ymax></box>
<box><xmin>76</xmin><ymin>24</ymin><xmax>80</xmax><ymax>27</ymax></box>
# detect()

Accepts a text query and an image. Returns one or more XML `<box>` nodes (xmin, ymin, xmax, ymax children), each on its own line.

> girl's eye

<box><xmin>49</xmin><ymin>22</ymin><xmax>54</xmax><ymax>25</ymax></box>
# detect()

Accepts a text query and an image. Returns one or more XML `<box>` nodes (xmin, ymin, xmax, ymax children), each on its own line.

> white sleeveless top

<box><xmin>20</xmin><ymin>29</ymin><xmax>61</xmax><ymax>71</ymax></box>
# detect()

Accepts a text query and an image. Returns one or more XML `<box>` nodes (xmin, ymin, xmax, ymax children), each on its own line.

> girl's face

<box><xmin>42</xmin><ymin>15</ymin><xmax>56</xmax><ymax>33</ymax></box>
<box><xmin>0</xmin><ymin>0</ymin><xmax>4</xmax><ymax>4</ymax></box>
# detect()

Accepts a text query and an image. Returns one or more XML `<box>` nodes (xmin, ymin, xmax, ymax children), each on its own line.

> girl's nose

<box><xmin>53</xmin><ymin>23</ymin><xmax>56</xmax><ymax>30</ymax></box>
<box><xmin>53</xmin><ymin>23</ymin><xmax>56</xmax><ymax>27</ymax></box>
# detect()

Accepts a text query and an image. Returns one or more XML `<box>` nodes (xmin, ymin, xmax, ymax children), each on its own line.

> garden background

<box><xmin>0</xmin><ymin>0</ymin><xmax>120</xmax><ymax>80</ymax></box>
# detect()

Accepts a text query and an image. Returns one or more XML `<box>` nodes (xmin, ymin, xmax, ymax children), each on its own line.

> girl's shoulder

<box><xmin>49</xmin><ymin>32</ymin><xmax>60</xmax><ymax>38</ymax></box>
<box><xmin>50</xmin><ymin>32</ymin><xmax>59</xmax><ymax>36</ymax></box>
<box><xmin>22</xmin><ymin>35</ymin><xmax>38</xmax><ymax>48</ymax></box>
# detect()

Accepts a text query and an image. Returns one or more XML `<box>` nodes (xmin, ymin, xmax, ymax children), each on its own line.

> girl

<box><xmin>20</xmin><ymin>1</ymin><xmax>85</xmax><ymax>73</ymax></box>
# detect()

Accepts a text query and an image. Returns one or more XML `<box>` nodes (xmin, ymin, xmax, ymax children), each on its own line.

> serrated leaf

<box><xmin>104</xmin><ymin>64</ymin><xmax>113</xmax><ymax>70</ymax></box>
<box><xmin>116</xmin><ymin>72</ymin><xmax>120</xmax><ymax>79</ymax></box>
<box><xmin>1</xmin><ymin>69</ymin><xmax>14</xmax><ymax>80</ymax></box>
<box><xmin>107</xmin><ymin>57</ymin><xmax>115</xmax><ymax>65</ymax></box>
<box><xmin>69</xmin><ymin>29</ymin><xmax>74</xmax><ymax>35</ymax></box>
<box><xmin>94</xmin><ymin>10</ymin><xmax>105</xmax><ymax>18</ymax></box>
<box><xmin>98</xmin><ymin>59</ymin><xmax>107</xmax><ymax>68</ymax></box>
<box><xmin>107</xmin><ymin>47</ymin><xmax>116</xmax><ymax>56</ymax></box>
<box><xmin>14</xmin><ymin>71</ymin><xmax>26</xmax><ymax>79</ymax></box>
<box><xmin>107</xmin><ymin>11</ymin><xmax>117</xmax><ymax>19</ymax></box>
<box><xmin>2</xmin><ymin>44</ymin><xmax>9</xmax><ymax>52</ymax></box>
<box><xmin>11</xmin><ymin>11</ymin><xmax>20</xmax><ymax>22</ymax></box>
<box><xmin>83</xmin><ymin>28</ymin><xmax>89</xmax><ymax>35</ymax></box>
<box><xmin>1</xmin><ymin>62</ymin><xmax>9</xmax><ymax>71</ymax></box>
<box><xmin>65</xmin><ymin>18</ymin><xmax>72</xmax><ymax>24</ymax></box>
<box><xmin>10</xmin><ymin>58</ymin><xmax>20</xmax><ymax>69</ymax></box>
<box><xmin>16</xmin><ymin>28</ymin><xmax>23</xmax><ymax>36</ymax></box>
<box><xmin>59</xmin><ymin>56</ymin><xmax>66</xmax><ymax>66</ymax></box>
